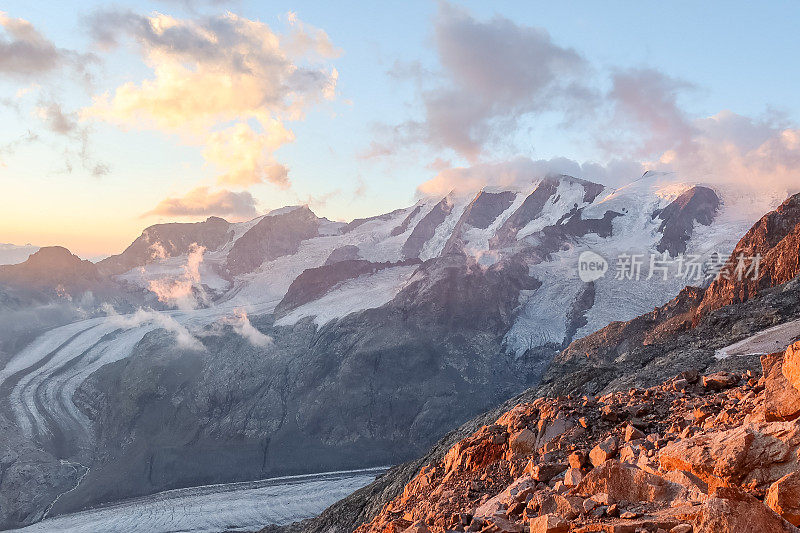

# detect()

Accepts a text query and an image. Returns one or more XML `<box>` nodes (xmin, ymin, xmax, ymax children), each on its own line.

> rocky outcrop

<box><xmin>761</xmin><ymin>350</ymin><xmax>800</xmax><ymax>422</ymax></box>
<box><xmin>355</xmin><ymin>347</ymin><xmax>800</xmax><ymax>533</ymax></box>
<box><xmin>226</xmin><ymin>207</ymin><xmax>320</xmax><ymax>275</ymax></box>
<box><xmin>325</xmin><ymin>245</ymin><xmax>362</xmax><ymax>265</ymax></box>
<box><xmin>402</xmin><ymin>197</ymin><xmax>454</xmax><ymax>259</ymax></box>
<box><xmin>783</xmin><ymin>342</ymin><xmax>800</xmax><ymax>391</ymax></box>
<box><xmin>767</xmin><ymin>472</ymin><xmax>800</xmax><ymax>526</ymax></box>
<box><xmin>696</xmin><ymin>192</ymin><xmax>800</xmax><ymax>319</ymax></box>
<box><xmin>97</xmin><ymin>216</ymin><xmax>232</xmax><ymax>276</ymax></box>
<box><xmin>654</xmin><ymin>186</ymin><xmax>720</xmax><ymax>256</ymax></box>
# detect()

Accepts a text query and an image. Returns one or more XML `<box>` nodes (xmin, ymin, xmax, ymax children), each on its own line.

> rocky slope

<box><xmin>355</xmin><ymin>346</ymin><xmax>800</xmax><ymax>533</ymax></box>
<box><xmin>276</xmin><ymin>191</ymin><xmax>800</xmax><ymax>533</ymax></box>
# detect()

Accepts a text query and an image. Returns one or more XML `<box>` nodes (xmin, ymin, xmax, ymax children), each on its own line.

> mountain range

<box><xmin>0</xmin><ymin>173</ymin><xmax>782</xmax><ymax>529</ymax></box>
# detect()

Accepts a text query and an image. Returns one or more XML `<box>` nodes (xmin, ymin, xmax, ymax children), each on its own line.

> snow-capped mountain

<box><xmin>98</xmin><ymin>172</ymin><xmax>757</xmax><ymax>354</ymax></box>
<box><xmin>0</xmin><ymin>172</ymin><xmax>777</xmax><ymax>528</ymax></box>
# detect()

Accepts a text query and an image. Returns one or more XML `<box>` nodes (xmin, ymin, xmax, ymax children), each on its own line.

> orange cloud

<box><xmin>143</xmin><ymin>186</ymin><xmax>258</xmax><ymax>218</ymax></box>
<box><xmin>83</xmin><ymin>11</ymin><xmax>338</xmax><ymax>188</ymax></box>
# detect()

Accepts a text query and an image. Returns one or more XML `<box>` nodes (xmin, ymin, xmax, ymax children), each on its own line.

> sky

<box><xmin>1</xmin><ymin>1</ymin><xmax>799</xmax><ymax>258</ymax></box>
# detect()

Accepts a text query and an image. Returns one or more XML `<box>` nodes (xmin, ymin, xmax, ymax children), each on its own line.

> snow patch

<box><xmin>716</xmin><ymin>319</ymin><xmax>800</xmax><ymax>359</ymax></box>
<box><xmin>275</xmin><ymin>265</ymin><xmax>418</xmax><ymax>327</ymax></box>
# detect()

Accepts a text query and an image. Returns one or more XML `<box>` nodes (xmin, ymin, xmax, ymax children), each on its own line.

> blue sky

<box><xmin>1</xmin><ymin>1</ymin><xmax>799</xmax><ymax>256</ymax></box>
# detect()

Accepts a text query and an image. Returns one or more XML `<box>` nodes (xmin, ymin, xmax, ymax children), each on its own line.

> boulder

<box><xmin>536</xmin><ymin>416</ymin><xmax>575</xmax><ymax>451</ymax></box>
<box><xmin>701</xmin><ymin>371</ymin><xmax>739</xmax><ymax>391</ymax></box>
<box><xmin>659</xmin><ymin>423</ymin><xmax>800</xmax><ymax>491</ymax></box>
<box><xmin>563</xmin><ymin>467</ymin><xmax>583</xmax><ymax>487</ymax></box>
<box><xmin>625</xmin><ymin>424</ymin><xmax>646</xmax><ymax>442</ymax></box>
<box><xmin>486</xmin><ymin>516</ymin><xmax>524</xmax><ymax>533</ymax></box>
<box><xmin>589</xmin><ymin>436</ymin><xmax>619</xmax><ymax>467</ymax></box>
<box><xmin>762</xmin><ymin>352</ymin><xmax>800</xmax><ymax>422</ymax></box>
<box><xmin>694</xmin><ymin>487</ymin><xmax>799</xmax><ymax>533</ymax></box>
<box><xmin>568</xmin><ymin>450</ymin><xmax>587</xmax><ymax>469</ymax></box>
<box><xmin>783</xmin><ymin>342</ymin><xmax>800</xmax><ymax>392</ymax></box>
<box><xmin>537</xmin><ymin>493</ymin><xmax>584</xmax><ymax>520</ymax></box>
<box><xmin>528</xmin><ymin>514</ymin><xmax>568</xmax><ymax>533</ymax></box>
<box><xmin>766</xmin><ymin>471</ymin><xmax>800</xmax><ymax>526</ymax></box>
<box><xmin>576</xmin><ymin>460</ymin><xmax>683</xmax><ymax>503</ymax></box>
<box><xmin>510</xmin><ymin>429</ymin><xmax>538</xmax><ymax>456</ymax></box>
<box><xmin>526</xmin><ymin>462</ymin><xmax>568</xmax><ymax>483</ymax></box>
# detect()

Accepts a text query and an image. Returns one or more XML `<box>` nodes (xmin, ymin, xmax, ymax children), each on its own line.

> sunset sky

<box><xmin>1</xmin><ymin>0</ymin><xmax>800</xmax><ymax>258</ymax></box>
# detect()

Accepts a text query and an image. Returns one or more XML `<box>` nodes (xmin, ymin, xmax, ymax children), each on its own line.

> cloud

<box><xmin>104</xmin><ymin>304</ymin><xmax>204</xmax><ymax>350</ymax></box>
<box><xmin>144</xmin><ymin>186</ymin><xmax>258</xmax><ymax>218</ymax></box>
<box><xmin>0</xmin><ymin>12</ymin><xmax>63</xmax><ymax>76</ymax></box>
<box><xmin>33</xmin><ymin>98</ymin><xmax>109</xmax><ymax>176</ymax></box>
<box><xmin>603</xmin><ymin>68</ymin><xmax>696</xmax><ymax>159</ymax></box>
<box><xmin>0</xmin><ymin>11</ymin><xmax>95</xmax><ymax>81</ymax></box>
<box><xmin>417</xmin><ymin>156</ymin><xmax>643</xmax><ymax>196</ymax></box>
<box><xmin>650</xmin><ymin>110</ymin><xmax>800</xmax><ymax>194</ymax></box>
<box><xmin>147</xmin><ymin>244</ymin><xmax>208</xmax><ymax>310</ymax></box>
<box><xmin>603</xmin><ymin>69</ymin><xmax>800</xmax><ymax>195</ymax></box>
<box><xmin>36</xmin><ymin>100</ymin><xmax>78</xmax><ymax>135</ymax></box>
<box><xmin>0</xmin><ymin>130</ymin><xmax>38</xmax><ymax>166</ymax></box>
<box><xmin>224</xmin><ymin>308</ymin><xmax>272</xmax><ymax>347</ymax></box>
<box><xmin>370</xmin><ymin>2</ymin><xmax>593</xmax><ymax>162</ymax></box>
<box><xmin>83</xmin><ymin>10</ymin><xmax>339</xmax><ymax>188</ymax></box>
<box><xmin>387</xmin><ymin>5</ymin><xmax>800</xmax><ymax>199</ymax></box>
<box><xmin>204</xmin><ymin>122</ymin><xmax>291</xmax><ymax>187</ymax></box>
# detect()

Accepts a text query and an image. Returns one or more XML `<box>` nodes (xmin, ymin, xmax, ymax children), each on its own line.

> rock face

<box><xmin>655</xmin><ymin>186</ymin><xmax>720</xmax><ymax>255</ymax></box>
<box><xmin>226</xmin><ymin>206</ymin><xmax>320</xmax><ymax>275</ymax></box>
<box><xmin>767</xmin><ymin>472</ymin><xmax>800</xmax><ymax>526</ymax></box>
<box><xmin>783</xmin><ymin>342</ymin><xmax>800</xmax><ymax>391</ymax></box>
<box><xmin>696</xmin><ymin>192</ymin><xmax>800</xmax><ymax>318</ymax></box>
<box><xmin>97</xmin><ymin>216</ymin><xmax>232</xmax><ymax>276</ymax></box>
<box><xmin>353</xmin><ymin>352</ymin><xmax>800</xmax><ymax>533</ymax></box>
<box><xmin>275</xmin><ymin>258</ymin><xmax>421</xmax><ymax>315</ymax></box>
<box><xmin>0</xmin><ymin>414</ymin><xmax>80</xmax><ymax>530</ymax></box>
<box><xmin>762</xmin><ymin>351</ymin><xmax>800</xmax><ymax>422</ymax></box>
<box><xmin>694</xmin><ymin>487</ymin><xmax>799</xmax><ymax>533</ymax></box>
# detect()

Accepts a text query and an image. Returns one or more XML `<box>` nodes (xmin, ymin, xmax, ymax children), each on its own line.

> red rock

<box><xmin>528</xmin><ymin>514</ymin><xmax>569</xmax><ymax>533</ymax></box>
<box><xmin>762</xmin><ymin>352</ymin><xmax>800</xmax><ymax>422</ymax></box>
<box><xmin>568</xmin><ymin>450</ymin><xmax>587</xmax><ymax>469</ymax></box>
<box><xmin>442</xmin><ymin>429</ymin><xmax>506</xmax><ymax>473</ymax></box>
<box><xmin>563</xmin><ymin>467</ymin><xmax>583</xmax><ymax>487</ymax></box>
<box><xmin>625</xmin><ymin>424</ymin><xmax>645</xmax><ymax>442</ymax></box>
<box><xmin>784</xmin><ymin>342</ymin><xmax>800</xmax><ymax>391</ymax></box>
<box><xmin>659</xmin><ymin>423</ymin><xmax>800</xmax><ymax>491</ymax></box>
<box><xmin>525</xmin><ymin>462</ymin><xmax>568</xmax><ymax>482</ymax></box>
<box><xmin>401</xmin><ymin>521</ymin><xmax>431</xmax><ymax>533</ymax></box>
<box><xmin>701</xmin><ymin>372</ymin><xmax>739</xmax><ymax>391</ymax></box>
<box><xmin>537</xmin><ymin>493</ymin><xmax>583</xmax><ymax>520</ymax></box>
<box><xmin>510</xmin><ymin>429</ymin><xmax>538</xmax><ymax>456</ymax></box>
<box><xmin>590</xmin><ymin>436</ymin><xmax>619</xmax><ymax>467</ymax></box>
<box><xmin>576</xmin><ymin>460</ymin><xmax>682</xmax><ymax>503</ymax></box>
<box><xmin>487</xmin><ymin>516</ymin><xmax>524</xmax><ymax>532</ymax></box>
<box><xmin>766</xmin><ymin>471</ymin><xmax>800</xmax><ymax>526</ymax></box>
<box><xmin>694</xmin><ymin>487</ymin><xmax>799</xmax><ymax>533</ymax></box>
